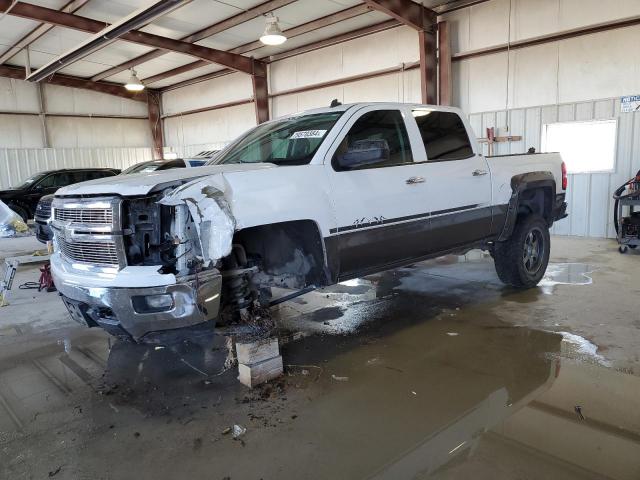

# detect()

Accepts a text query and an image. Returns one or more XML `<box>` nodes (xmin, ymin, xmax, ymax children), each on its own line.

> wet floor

<box><xmin>1</xmin><ymin>242</ymin><xmax>640</xmax><ymax>479</ymax></box>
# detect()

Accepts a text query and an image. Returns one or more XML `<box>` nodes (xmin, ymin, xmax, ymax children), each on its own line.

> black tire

<box><xmin>493</xmin><ymin>214</ymin><xmax>550</xmax><ymax>288</ymax></box>
<box><xmin>7</xmin><ymin>203</ymin><xmax>29</xmax><ymax>222</ymax></box>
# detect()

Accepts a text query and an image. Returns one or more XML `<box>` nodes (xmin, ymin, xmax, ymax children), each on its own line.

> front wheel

<box><xmin>493</xmin><ymin>214</ymin><xmax>550</xmax><ymax>288</ymax></box>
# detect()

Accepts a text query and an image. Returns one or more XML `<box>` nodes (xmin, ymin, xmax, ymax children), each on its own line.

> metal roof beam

<box><xmin>362</xmin><ymin>0</ymin><xmax>436</xmax><ymax>31</ymax></box>
<box><xmin>141</xmin><ymin>4</ymin><xmax>372</xmax><ymax>85</ymax></box>
<box><xmin>0</xmin><ymin>0</ymin><xmax>263</xmax><ymax>76</ymax></box>
<box><xmin>0</xmin><ymin>64</ymin><xmax>149</xmax><ymax>102</ymax></box>
<box><xmin>0</xmin><ymin>0</ymin><xmax>90</xmax><ymax>65</ymax></box>
<box><xmin>161</xmin><ymin>20</ymin><xmax>401</xmax><ymax>91</ymax></box>
<box><xmin>91</xmin><ymin>0</ymin><xmax>297</xmax><ymax>81</ymax></box>
<box><xmin>25</xmin><ymin>0</ymin><xmax>190</xmax><ymax>82</ymax></box>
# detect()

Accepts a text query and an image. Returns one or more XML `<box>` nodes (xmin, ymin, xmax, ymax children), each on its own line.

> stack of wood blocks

<box><xmin>236</xmin><ymin>337</ymin><xmax>283</xmax><ymax>388</ymax></box>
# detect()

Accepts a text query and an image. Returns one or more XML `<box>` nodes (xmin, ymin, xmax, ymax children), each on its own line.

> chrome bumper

<box><xmin>55</xmin><ymin>267</ymin><xmax>222</xmax><ymax>341</ymax></box>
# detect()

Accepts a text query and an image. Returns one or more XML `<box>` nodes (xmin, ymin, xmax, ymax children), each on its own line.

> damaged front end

<box><xmin>50</xmin><ymin>177</ymin><xmax>238</xmax><ymax>342</ymax></box>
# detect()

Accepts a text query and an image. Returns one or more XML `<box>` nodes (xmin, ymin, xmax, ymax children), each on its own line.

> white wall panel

<box><xmin>0</xmin><ymin>78</ymin><xmax>40</xmax><ymax>112</ymax></box>
<box><xmin>0</xmin><ymin>114</ymin><xmax>45</xmax><ymax>148</ymax></box>
<box><xmin>512</xmin><ymin>0</ymin><xmax>560</xmax><ymax>41</ymax></box>
<box><xmin>470</xmin><ymin>98</ymin><xmax>640</xmax><ymax>238</ymax></box>
<box><xmin>269</xmin><ymin>27</ymin><xmax>418</xmax><ymax>95</ymax></box>
<box><xmin>466</xmin><ymin>53</ymin><xmax>508</xmax><ymax>113</ymax></box>
<box><xmin>43</xmin><ymin>84</ymin><xmax>148</xmax><ymax>116</ymax></box>
<box><xmin>162</xmin><ymin>73</ymin><xmax>253</xmax><ymax>116</ymax></box>
<box><xmin>510</xmin><ymin>43</ymin><xmax>559</xmax><ymax>108</ymax></box>
<box><xmin>0</xmin><ymin>147</ymin><xmax>154</xmax><ymax>189</ymax></box>
<box><xmin>559</xmin><ymin>0</ymin><xmax>640</xmax><ymax>30</ymax></box>
<box><xmin>448</xmin><ymin>0</ymin><xmax>640</xmax><ymax>114</ymax></box>
<box><xmin>468</xmin><ymin>0</ymin><xmax>510</xmax><ymax>50</ymax></box>
<box><xmin>46</xmin><ymin>117</ymin><xmax>152</xmax><ymax>148</ymax></box>
<box><xmin>163</xmin><ymin>102</ymin><xmax>255</xmax><ymax>152</ymax></box>
<box><xmin>269</xmin><ymin>69</ymin><xmax>422</xmax><ymax>122</ymax></box>
<box><xmin>558</xmin><ymin>27</ymin><xmax>640</xmax><ymax>105</ymax></box>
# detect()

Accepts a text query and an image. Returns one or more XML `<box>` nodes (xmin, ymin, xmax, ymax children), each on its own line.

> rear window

<box><xmin>412</xmin><ymin>110</ymin><xmax>474</xmax><ymax>161</ymax></box>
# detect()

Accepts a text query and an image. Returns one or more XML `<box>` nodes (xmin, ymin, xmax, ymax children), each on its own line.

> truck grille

<box><xmin>35</xmin><ymin>198</ymin><xmax>52</xmax><ymax>220</ymax></box>
<box><xmin>57</xmin><ymin>235</ymin><xmax>120</xmax><ymax>266</ymax></box>
<box><xmin>55</xmin><ymin>208</ymin><xmax>113</xmax><ymax>225</ymax></box>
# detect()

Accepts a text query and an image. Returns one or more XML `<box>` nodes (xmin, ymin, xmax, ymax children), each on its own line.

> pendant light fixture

<box><xmin>260</xmin><ymin>15</ymin><xmax>287</xmax><ymax>46</ymax></box>
<box><xmin>125</xmin><ymin>68</ymin><xmax>145</xmax><ymax>92</ymax></box>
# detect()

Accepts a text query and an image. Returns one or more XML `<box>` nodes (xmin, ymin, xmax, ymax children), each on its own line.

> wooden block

<box><xmin>236</xmin><ymin>337</ymin><xmax>279</xmax><ymax>365</ymax></box>
<box><xmin>238</xmin><ymin>355</ymin><xmax>283</xmax><ymax>388</ymax></box>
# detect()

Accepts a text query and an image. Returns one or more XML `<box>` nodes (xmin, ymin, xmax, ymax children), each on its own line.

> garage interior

<box><xmin>1</xmin><ymin>0</ymin><xmax>640</xmax><ymax>478</ymax></box>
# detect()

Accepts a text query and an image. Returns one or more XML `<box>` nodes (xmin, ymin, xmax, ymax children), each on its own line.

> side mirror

<box><xmin>337</xmin><ymin>139</ymin><xmax>390</xmax><ymax>170</ymax></box>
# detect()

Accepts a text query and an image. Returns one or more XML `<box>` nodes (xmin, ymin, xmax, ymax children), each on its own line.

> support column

<box><xmin>252</xmin><ymin>61</ymin><xmax>269</xmax><ymax>124</ymax></box>
<box><xmin>147</xmin><ymin>90</ymin><xmax>164</xmax><ymax>159</ymax></box>
<box><xmin>419</xmin><ymin>26</ymin><xmax>437</xmax><ymax>105</ymax></box>
<box><xmin>438</xmin><ymin>21</ymin><xmax>452</xmax><ymax>106</ymax></box>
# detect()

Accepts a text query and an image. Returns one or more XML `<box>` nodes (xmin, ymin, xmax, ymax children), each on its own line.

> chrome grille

<box><xmin>57</xmin><ymin>235</ymin><xmax>119</xmax><ymax>266</ymax></box>
<box><xmin>35</xmin><ymin>199</ymin><xmax>52</xmax><ymax>219</ymax></box>
<box><xmin>55</xmin><ymin>208</ymin><xmax>113</xmax><ymax>225</ymax></box>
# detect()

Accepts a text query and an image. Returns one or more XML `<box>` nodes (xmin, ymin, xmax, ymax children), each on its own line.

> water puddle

<box><xmin>539</xmin><ymin>263</ymin><xmax>595</xmax><ymax>294</ymax></box>
<box><xmin>559</xmin><ymin>331</ymin><xmax>611</xmax><ymax>366</ymax></box>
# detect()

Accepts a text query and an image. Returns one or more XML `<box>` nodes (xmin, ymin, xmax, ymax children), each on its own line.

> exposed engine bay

<box><xmin>122</xmin><ymin>195</ymin><xmax>199</xmax><ymax>276</ymax></box>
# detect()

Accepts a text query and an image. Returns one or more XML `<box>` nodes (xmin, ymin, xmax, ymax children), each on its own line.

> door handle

<box><xmin>472</xmin><ymin>169</ymin><xmax>488</xmax><ymax>176</ymax></box>
<box><xmin>406</xmin><ymin>176</ymin><xmax>426</xmax><ymax>185</ymax></box>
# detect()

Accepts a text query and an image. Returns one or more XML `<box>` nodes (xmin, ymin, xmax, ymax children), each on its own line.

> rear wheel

<box><xmin>493</xmin><ymin>214</ymin><xmax>550</xmax><ymax>288</ymax></box>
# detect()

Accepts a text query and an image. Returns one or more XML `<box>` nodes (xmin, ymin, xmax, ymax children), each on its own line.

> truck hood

<box><xmin>55</xmin><ymin>163</ymin><xmax>275</xmax><ymax>196</ymax></box>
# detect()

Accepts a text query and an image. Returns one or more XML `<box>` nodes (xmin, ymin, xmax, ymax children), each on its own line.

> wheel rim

<box><xmin>523</xmin><ymin>227</ymin><xmax>544</xmax><ymax>274</ymax></box>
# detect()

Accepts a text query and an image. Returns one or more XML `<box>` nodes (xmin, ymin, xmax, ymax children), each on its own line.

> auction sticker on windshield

<box><xmin>290</xmin><ymin>130</ymin><xmax>327</xmax><ymax>139</ymax></box>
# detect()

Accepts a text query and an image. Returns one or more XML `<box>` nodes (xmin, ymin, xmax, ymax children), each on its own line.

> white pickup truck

<box><xmin>50</xmin><ymin>103</ymin><xmax>567</xmax><ymax>342</ymax></box>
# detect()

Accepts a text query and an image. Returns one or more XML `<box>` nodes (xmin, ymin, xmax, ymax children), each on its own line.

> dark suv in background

<box><xmin>0</xmin><ymin>168</ymin><xmax>120</xmax><ymax>221</ymax></box>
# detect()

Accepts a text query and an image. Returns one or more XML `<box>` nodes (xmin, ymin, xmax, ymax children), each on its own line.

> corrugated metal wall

<box><xmin>0</xmin><ymin>147</ymin><xmax>154</xmax><ymax>189</ymax></box>
<box><xmin>469</xmin><ymin>98</ymin><xmax>640</xmax><ymax>238</ymax></box>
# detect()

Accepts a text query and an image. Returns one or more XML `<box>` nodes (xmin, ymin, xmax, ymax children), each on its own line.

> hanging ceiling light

<box><xmin>260</xmin><ymin>16</ymin><xmax>287</xmax><ymax>46</ymax></box>
<box><xmin>125</xmin><ymin>68</ymin><xmax>145</xmax><ymax>92</ymax></box>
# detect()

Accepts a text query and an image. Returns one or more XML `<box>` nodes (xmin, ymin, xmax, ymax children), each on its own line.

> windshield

<box><xmin>212</xmin><ymin>112</ymin><xmax>343</xmax><ymax>166</ymax></box>
<box><xmin>13</xmin><ymin>172</ymin><xmax>47</xmax><ymax>189</ymax></box>
<box><xmin>121</xmin><ymin>161</ymin><xmax>165</xmax><ymax>174</ymax></box>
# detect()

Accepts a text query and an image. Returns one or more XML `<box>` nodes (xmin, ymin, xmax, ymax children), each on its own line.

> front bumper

<box><xmin>34</xmin><ymin>220</ymin><xmax>53</xmax><ymax>243</ymax></box>
<box><xmin>52</xmin><ymin>258</ymin><xmax>222</xmax><ymax>341</ymax></box>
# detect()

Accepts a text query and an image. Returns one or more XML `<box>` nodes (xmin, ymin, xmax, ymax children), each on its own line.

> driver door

<box><xmin>324</xmin><ymin>106</ymin><xmax>432</xmax><ymax>279</ymax></box>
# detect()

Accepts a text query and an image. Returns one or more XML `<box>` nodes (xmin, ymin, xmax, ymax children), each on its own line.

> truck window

<box><xmin>333</xmin><ymin>110</ymin><xmax>413</xmax><ymax>171</ymax></box>
<box><xmin>38</xmin><ymin>172</ymin><xmax>71</xmax><ymax>188</ymax></box>
<box><xmin>217</xmin><ymin>112</ymin><xmax>342</xmax><ymax>166</ymax></box>
<box><xmin>412</xmin><ymin>110</ymin><xmax>474</xmax><ymax>161</ymax></box>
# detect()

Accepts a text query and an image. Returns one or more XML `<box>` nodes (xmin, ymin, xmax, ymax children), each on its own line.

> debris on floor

<box><xmin>232</xmin><ymin>424</ymin><xmax>246</xmax><ymax>438</ymax></box>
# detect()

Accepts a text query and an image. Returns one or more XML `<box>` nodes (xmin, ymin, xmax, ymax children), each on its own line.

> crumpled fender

<box><xmin>159</xmin><ymin>174</ymin><xmax>235</xmax><ymax>265</ymax></box>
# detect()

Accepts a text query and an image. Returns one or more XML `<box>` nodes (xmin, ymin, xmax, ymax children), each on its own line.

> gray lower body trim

<box><xmin>326</xmin><ymin>205</ymin><xmax>494</xmax><ymax>279</ymax></box>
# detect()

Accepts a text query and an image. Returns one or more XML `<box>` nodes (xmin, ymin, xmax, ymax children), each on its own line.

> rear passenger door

<box><xmin>409</xmin><ymin>108</ymin><xmax>493</xmax><ymax>252</ymax></box>
<box><xmin>324</xmin><ymin>106</ymin><xmax>434</xmax><ymax>278</ymax></box>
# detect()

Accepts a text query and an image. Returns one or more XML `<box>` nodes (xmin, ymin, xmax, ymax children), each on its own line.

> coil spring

<box><xmin>228</xmin><ymin>273</ymin><xmax>251</xmax><ymax>310</ymax></box>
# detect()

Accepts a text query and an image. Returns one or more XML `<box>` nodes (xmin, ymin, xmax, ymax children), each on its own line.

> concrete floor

<box><xmin>0</xmin><ymin>235</ymin><xmax>639</xmax><ymax>479</ymax></box>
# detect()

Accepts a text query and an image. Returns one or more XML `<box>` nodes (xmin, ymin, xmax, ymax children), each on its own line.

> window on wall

<box><xmin>541</xmin><ymin>120</ymin><xmax>617</xmax><ymax>173</ymax></box>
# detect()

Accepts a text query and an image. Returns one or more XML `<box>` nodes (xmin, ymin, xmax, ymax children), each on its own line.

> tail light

<box><xmin>561</xmin><ymin>161</ymin><xmax>568</xmax><ymax>190</ymax></box>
